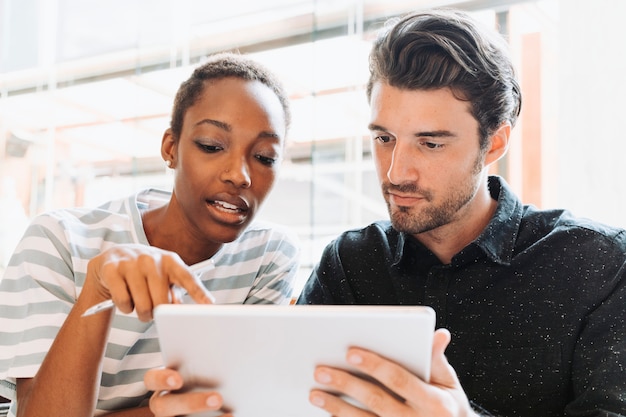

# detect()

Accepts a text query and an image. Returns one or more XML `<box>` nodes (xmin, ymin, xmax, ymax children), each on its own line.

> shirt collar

<box><xmin>472</xmin><ymin>176</ymin><xmax>523</xmax><ymax>266</ymax></box>
<box><xmin>393</xmin><ymin>176</ymin><xmax>523</xmax><ymax>267</ymax></box>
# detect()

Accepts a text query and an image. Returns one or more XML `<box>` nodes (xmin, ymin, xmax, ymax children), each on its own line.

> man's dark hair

<box><xmin>367</xmin><ymin>9</ymin><xmax>522</xmax><ymax>148</ymax></box>
<box><xmin>170</xmin><ymin>52</ymin><xmax>291</xmax><ymax>140</ymax></box>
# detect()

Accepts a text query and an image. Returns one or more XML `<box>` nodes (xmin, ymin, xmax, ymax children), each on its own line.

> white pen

<box><xmin>81</xmin><ymin>259</ymin><xmax>214</xmax><ymax>317</ymax></box>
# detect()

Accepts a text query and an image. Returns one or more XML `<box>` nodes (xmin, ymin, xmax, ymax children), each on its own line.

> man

<box><xmin>145</xmin><ymin>8</ymin><xmax>626</xmax><ymax>417</ymax></box>
<box><xmin>296</xmin><ymin>8</ymin><xmax>626</xmax><ymax>417</ymax></box>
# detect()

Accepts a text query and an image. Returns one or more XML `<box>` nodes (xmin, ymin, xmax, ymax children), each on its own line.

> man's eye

<box><xmin>375</xmin><ymin>135</ymin><xmax>393</xmax><ymax>144</ymax></box>
<box><xmin>423</xmin><ymin>142</ymin><xmax>444</xmax><ymax>149</ymax></box>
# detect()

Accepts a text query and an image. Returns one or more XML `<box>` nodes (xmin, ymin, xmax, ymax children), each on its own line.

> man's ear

<box><xmin>161</xmin><ymin>128</ymin><xmax>177</xmax><ymax>167</ymax></box>
<box><xmin>484</xmin><ymin>122</ymin><xmax>511</xmax><ymax>166</ymax></box>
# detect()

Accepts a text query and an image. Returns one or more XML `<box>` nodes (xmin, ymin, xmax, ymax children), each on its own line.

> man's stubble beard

<box><xmin>385</xmin><ymin>153</ymin><xmax>485</xmax><ymax>235</ymax></box>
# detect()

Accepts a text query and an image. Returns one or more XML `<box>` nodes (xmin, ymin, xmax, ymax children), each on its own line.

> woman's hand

<box><xmin>83</xmin><ymin>244</ymin><xmax>214</xmax><ymax>321</ymax></box>
<box><xmin>144</xmin><ymin>368</ymin><xmax>229</xmax><ymax>417</ymax></box>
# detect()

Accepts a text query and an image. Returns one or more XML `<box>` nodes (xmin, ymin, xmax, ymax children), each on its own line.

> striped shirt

<box><xmin>0</xmin><ymin>189</ymin><xmax>300</xmax><ymax>416</ymax></box>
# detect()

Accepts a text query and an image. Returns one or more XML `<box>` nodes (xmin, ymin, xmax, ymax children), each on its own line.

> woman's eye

<box><xmin>196</xmin><ymin>141</ymin><xmax>223</xmax><ymax>153</ymax></box>
<box><xmin>255</xmin><ymin>154</ymin><xmax>278</xmax><ymax>167</ymax></box>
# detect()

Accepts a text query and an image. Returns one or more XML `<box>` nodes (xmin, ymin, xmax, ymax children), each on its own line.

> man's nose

<box><xmin>387</xmin><ymin>140</ymin><xmax>417</xmax><ymax>185</ymax></box>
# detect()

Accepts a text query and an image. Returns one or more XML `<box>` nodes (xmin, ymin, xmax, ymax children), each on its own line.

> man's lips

<box><xmin>387</xmin><ymin>192</ymin><xmax>425</xmax><ymax>207</ymax></box>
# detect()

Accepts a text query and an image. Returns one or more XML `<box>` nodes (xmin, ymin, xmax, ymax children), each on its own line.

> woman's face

<box><xmin>163</xmin><ymin>77</ymin><xmax>286</xmax><ymax>244</ymax></box>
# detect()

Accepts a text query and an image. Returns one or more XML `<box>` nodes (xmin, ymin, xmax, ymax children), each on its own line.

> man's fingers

<box><xmin>342</xmin><ymin>349</ymin><xmax>425</xmax><ymax>412</ymax></box>
<box><xmin>429</xmin><ymin>328</ymin><xmax>461</xmax><ymax>389</ymax></box>
<box><xmin>311</xmin><ymin>363</ymin><xmax>412</xmax><ymax>417</ymax></box>
<box><xmin>310</xmin><ymin>330</ymin><xmax>475</xmax><ymax>417</ymax></box>
<box><xmin>309</xmin><ymin>388</ymin><xmax>377</xmax><ymax>417</ymax></box>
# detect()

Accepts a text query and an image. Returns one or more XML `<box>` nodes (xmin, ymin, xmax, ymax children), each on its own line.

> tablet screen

<box><xmin>154</xmin><ymin>304</ymin><xmax>435</xmax><ymax>417</ymax></box>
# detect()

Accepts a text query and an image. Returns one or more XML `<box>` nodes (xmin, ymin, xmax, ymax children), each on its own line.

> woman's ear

<box><xmin>161</xmin><ymin>128</ymin><xmax>177</xmax><ymax>168</ymax></box>
<box><xmin>484</xmin><ymin>122</ymin><xmax>511</xmax><ymax>166</ymax></box>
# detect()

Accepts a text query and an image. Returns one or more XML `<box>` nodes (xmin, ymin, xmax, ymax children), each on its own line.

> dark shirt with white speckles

<box><xmin>297</xmin><ymin>176</ymin><xmax>626</xmax><ymax>417</ymax></box>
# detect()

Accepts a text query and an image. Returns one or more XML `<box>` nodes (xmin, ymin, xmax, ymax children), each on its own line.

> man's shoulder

<box><xmin>521</xmin><ymin>206</ymin><xmax>626</xmax><ymax>249</ymax></box>
<box><xmin>329</xmin><ymin>220</ymin><xmax>400</xmax><ymax>253</ymax></box>
<box><xmin>336</xmin><ymin>220</ymin><xmax>396</xmax><ymax>240</ymax></box>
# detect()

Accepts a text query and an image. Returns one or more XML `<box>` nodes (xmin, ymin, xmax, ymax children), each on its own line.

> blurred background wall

<box><xmin>1</xmin><ymin>0</ymin><xmax>625</xmax><ymax>290</ymax></box>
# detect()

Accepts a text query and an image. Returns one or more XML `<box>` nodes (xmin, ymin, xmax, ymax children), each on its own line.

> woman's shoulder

<box><xmin>241</xmin><ymin>220</ymin><xmax>299</xmax><ymax>242</ymax></box>
<box><xmin>26</xmin><ymin>192</ymin><xmax>140</xmax><ymax>241</ymax></box>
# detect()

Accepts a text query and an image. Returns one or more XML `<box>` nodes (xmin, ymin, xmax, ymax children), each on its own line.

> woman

<box><xmin>0</xmin><ymin>53</ymin><xmax>299</xmax><ymax>417</ymax></box>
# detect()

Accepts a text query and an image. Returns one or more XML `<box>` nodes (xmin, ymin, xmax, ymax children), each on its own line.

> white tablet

<box><xmin>154</xmin><ymin>304</ymin><xmax>435</xmax><ymax>417</ymax></box>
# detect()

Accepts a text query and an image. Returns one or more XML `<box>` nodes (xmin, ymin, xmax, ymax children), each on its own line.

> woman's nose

<box><xmin>220</xmin><ymin>157</ymin><xmax>251</xmax><ymax>188</ymax></box>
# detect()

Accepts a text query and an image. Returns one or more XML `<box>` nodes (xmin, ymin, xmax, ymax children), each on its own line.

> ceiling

<box><xmin>0</xmin><ymin>0</ymin><xmax>398</xmax><ymax>172</ymax></box>
<box><xmin>0</xmin><ymin>0</ymin><xmax>524</xmax><ymax>173</ymax></box>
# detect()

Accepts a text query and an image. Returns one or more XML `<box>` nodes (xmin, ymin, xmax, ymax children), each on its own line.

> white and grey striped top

<box><xmin>0</xmin><ymin>189</ymin><xmax>300</xmax><ymax>415</ymax></box>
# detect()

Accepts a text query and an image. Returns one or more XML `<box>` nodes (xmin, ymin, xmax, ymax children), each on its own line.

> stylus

<box><xmin>81</xmin><ymin>259</ymin><xmax>214</xmax><ymax>317</ymax></box>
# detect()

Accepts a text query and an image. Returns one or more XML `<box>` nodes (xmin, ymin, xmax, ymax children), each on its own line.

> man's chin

<box><xmin>390</xmin><ymin>213</ymin><xmax>418</xmax><ymax>234</ymax></box>
<box><xmin>390</xmin><ymin>211</ymin><xmax>439</xmax><ymax>235</ymax></box>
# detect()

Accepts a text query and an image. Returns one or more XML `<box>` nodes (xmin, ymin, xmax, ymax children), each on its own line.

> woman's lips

<box><xmin>209</xmin><ymin>199</ymin><xmax>246</xmax><ymax>213</ymax></box>
<box><xmin>206</xmin><ymin>198</ymin><xmax>249</xmax><ymax>224</ymax></box>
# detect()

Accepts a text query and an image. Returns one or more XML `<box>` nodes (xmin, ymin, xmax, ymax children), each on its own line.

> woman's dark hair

<box><xmin>170</xmin><ymin>52</ymin><xmax>291</xmax><ymax>140</ymax></box>
<box><xmin>367</xmin><ymin>9</ymin><xmax>522</xmax><ymax>148</ymax></box>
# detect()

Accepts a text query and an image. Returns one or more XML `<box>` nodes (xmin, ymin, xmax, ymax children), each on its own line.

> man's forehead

<box><xmin>368</xmin><ymin>83</ymin><xmax>478</xmax><ymax>134</ymax></box>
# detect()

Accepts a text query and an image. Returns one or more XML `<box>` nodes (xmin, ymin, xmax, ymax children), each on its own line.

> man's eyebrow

<box><xmin>368</xmin><ymin>123</ymin><xmax>387</xmax><ymax>132</ymax></box>
<box><xmin>415</xmin><ymin>130</ymin><xmax>457</xmax><ymax>138</ymax></box>
<box><xmin>368</xmin><ymin>123</ymin><xmax>457</xmax><ymax>138</ymax></box>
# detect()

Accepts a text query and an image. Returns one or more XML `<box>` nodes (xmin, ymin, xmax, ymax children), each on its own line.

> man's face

<box><xmin>368</xmin><ymin>83</ymin><xmax>487</xmax><ymax>237</ymax></box>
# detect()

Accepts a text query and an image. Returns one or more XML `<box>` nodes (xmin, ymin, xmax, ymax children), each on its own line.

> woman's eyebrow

<box><xmin>196</xmin><ymin>118</ymin><xmax>282</xmax><ymax>141</ymax></box>
<box><xmin>196</xmin><ymin>118</ymin><xmax>231</xmax><ymax>132</ymax></box>
<box><xmin>258</xmin><ymin>131</ymin><xmax>281</xmax><ymax>140</ymax></box>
